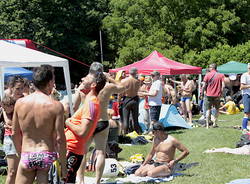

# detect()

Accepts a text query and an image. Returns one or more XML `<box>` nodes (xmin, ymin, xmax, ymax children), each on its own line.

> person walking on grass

<box><xmin>202</xmin><ymin>63</ymin><xmax>225</xmax><ymax>129</ymax></box>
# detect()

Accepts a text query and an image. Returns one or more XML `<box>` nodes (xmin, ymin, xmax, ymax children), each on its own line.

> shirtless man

<box><xmin>135</xmin><ymin>122</ymin><xmax>189</xmax><ymax>177</ymax></box>
<box><xmin>163</xmin><ymin>78</ymin><xmax>176</xmax><ymax>105</ymax></box>
<box><xmin>121</xmin><ymin>67</ymin><xmax>142</xmax><ymax>134</ymax></box>
<box><xmin>12</xmin><ymin>65</ymin><xmax>67</xmax><ymax>184</ymax></box>
<box><xmin>76</xmin><ymin>63</ymin><xmax>126</xmax><ymax>184</ymax></box>
<box><xmin>172</xmin><ymin>75</ymin><xmax>195</xmax><ymax>125</ymax></box>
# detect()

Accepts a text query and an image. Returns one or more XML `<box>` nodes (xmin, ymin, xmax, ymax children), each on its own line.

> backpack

<box><xmin>236</xmin><ymin>134</ymin><xmax>250</xmax><ymax>148</ymax></box>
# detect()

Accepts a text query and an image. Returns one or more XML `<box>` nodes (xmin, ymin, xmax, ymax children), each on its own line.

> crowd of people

<box><xmin>0</xmin><ymin>61</ymin><xmax>249</xmax><ymax>183</ymax></box>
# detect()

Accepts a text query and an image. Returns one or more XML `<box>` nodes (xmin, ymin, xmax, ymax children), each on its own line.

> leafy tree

<box><xmin>0</xmin><ymin>0</ymin><xmax>109</xmax><ymax>82</ymax></box>
<box><xmin>103</xmin><ymin>0</ymin><xmax>250</xmax><ymax>67</ymax></box>
<box><xmin>183</xmin><ymin>41</ymin><xmax>250</xmax><ymax>68</ymax></box>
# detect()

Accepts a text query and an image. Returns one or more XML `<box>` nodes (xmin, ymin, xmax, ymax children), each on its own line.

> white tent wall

<box><xmin>0</xmin><ymin>40</ymin><xmax>74</xmax><ymax>115</ymax></box>
<box><xmin>0</xmin><ymin>67</ymin><xmax>4</xmax><ymax>101</ymax></box>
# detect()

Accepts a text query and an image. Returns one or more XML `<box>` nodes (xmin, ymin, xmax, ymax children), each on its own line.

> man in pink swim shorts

<box><xmin>12</xmin><ymin>65</ymin><xmax>67</xmax><ymax>184</ymax></box>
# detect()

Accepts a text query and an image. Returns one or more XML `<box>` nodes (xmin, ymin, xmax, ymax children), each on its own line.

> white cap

<box><xmin>229</xmin><ymin>74</ymin><xmax>237</xmax><ymax>80</ymax></box>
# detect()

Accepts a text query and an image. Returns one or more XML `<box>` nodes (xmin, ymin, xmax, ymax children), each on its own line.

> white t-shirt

<box><xmin>148</xmin><ymin>80</ymin><xmax>163</xmax><ymax>106</ymax></box>
<box><xmin>240</xmin><ymin>73</ymin><xmax>250</xmax><ymax>95</ymax></box>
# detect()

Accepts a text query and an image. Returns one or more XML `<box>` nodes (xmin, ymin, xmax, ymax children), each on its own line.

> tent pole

<box><xmin>63</xmin><ymin>64</ymin><xmax>74</xmax><ymax>116</ymax></box>
<box><xmin>198</xmin><ymin>74</ymin><xmax>202</xmax><ymax>100</ymax></box>
<box><xmin>0</xmin><ymin>67</ymin><xmax>4</xmax><ymax>100</ymax></box>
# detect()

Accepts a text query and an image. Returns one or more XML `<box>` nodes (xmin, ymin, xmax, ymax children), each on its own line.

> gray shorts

<box><xmin>206</xmin><ymin>96</ymin><xmax>220</xmax><ymax>110</ymax></box>
<box><xmin>3</xmin><ymin>135</ymin><xmax>17</xmax><ymax>156</ymax></box>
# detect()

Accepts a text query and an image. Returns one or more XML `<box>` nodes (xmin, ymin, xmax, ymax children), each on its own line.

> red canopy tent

<box><xmin>109</xmin><ymin>51</ymin><xmax>201</xmax><ymax>75</ymax></box>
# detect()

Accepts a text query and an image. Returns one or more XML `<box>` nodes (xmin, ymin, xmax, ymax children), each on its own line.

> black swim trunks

<box><xmin>94</xmin><ymin>121</ymin><xmax>109</xmax><ymax>135</ymax></box>
<box><xmin>149</xmin><ymin>160</ymin><xmax>166</xmax><ymax>167</ymax></box>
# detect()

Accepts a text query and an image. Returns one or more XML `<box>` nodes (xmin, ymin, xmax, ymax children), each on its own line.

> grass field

<box><xmin>0</xmin><ymin>113</ymin><xmax>249</xmax><ymax>184</ymax></box>
<box><xmin>117</xmin><ymin>112</ymin><xmax>250</xmax><ymax>184</ymax></box>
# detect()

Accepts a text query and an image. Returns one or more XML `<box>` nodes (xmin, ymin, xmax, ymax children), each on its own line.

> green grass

<box><xmin>0</xmin><ymin>113</ymin><xmax>249</xmax><ymax>184</ymax></box>
<box><xmin>116</xmin><ymin>113</ymin><xmax>250</xmax><ymax>184</ymax></box>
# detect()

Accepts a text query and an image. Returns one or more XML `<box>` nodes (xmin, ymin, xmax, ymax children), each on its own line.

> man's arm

<box><xmin>170</xmin><ymin>79</ymin><xmax>182</xmax><ymax>85</ymax></box>
<box><xmin>141</xmin><ymin>138</ymin><xmax>157</xmax><ymax>166</ymax></box>
<box><xmin>221</xmin><ymin>76</ymin><xmax>225</xmax><ymax>95</ymax></box>
<box><xmin>2</xmin><ymin>109</ymin><xmax>12</xmax><ymax>130</ymax></box>
<box><xmin>65</xmin><ymin>118</ymin><xmax>93</xmax><ymax>138</ymax></box>
<box><xmin>240</xmin><ymin>74</ymin><xmax>250</xmax><ymax>90</ymax></box>
<box><xmin>173</xmin><ymin>138</ymin><xmax>189</xmax><ymax>163</ymax></box>
<box><xmin>139</xmin><ymin>89</ymin><xmax>158</xmax><ymax>97</ymax></box>
<box><xmin>140</xmin><ymin>82</ymin><xmax>159</xmax><ymax>97</ymax></box>
<box><xmin>54</xmin><ymin>102</ymin><xmax>67</xmax><ymax>179</ymax></box>
<box><xmin>240</xmin><ymin>83</ymin><xmax>250</xmax><ymax>90</ymax></box>
<box><xmin>219</xmin><ymin>104</ymin><xmax>227</xmax><ymax>110</ymax></box>
<box><xmin>12</xmin><ymin>101</ymin><xmax>22</xmax><ymax>156</ymax></box>
<box><xmin>107</xmin><ymin>80</ymin><xmax>126</xmax><ymax>94</ymax></box>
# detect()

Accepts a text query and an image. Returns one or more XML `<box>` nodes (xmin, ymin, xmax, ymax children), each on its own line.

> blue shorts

<box><xmin>3</xmin><ymin>135</ymin><xmax>17</xmax><ymax>156</ymax></box>
<box><xmin>181</xmin><ymin>97</ymin><xmax>191</xmax><ymax>102</ymax></box>
<box><xmin>149</xmin><ymin>106</ymin><xmax>161</xmax><ymax>122</ymax></box>
<box><xmin>243</xmin><ymin>94</ymin><xmax>250</xmax><ymax>113</ymax></box>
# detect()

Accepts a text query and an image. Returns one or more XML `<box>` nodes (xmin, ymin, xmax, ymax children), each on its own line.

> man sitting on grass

<box><xmin>135</xmin><ymin>122</ymin><xmax>189</xmax><ymax>177</ymax></box>
<box><xmin>219</xmin><ymin>96</ymin><xmax>239</xmax><ymax>115</ymax></box>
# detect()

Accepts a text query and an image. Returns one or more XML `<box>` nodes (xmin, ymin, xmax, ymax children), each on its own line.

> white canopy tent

<box><xmin>0</xmin><ymin>40</ymin><xmax>74</xmax><ymax>115</ymax></box>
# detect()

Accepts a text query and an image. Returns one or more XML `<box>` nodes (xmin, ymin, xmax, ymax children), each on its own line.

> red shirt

<box><xmin>203</xmin><ymin>70</ymin><xmax>224</xmax><ymax>97</ymax></box>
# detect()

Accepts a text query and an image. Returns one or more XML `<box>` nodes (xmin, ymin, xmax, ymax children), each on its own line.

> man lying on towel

<box><xmin>135</xmin><ymin>122</ymin><xmax>189</xmax><ymax>177</ymax></box>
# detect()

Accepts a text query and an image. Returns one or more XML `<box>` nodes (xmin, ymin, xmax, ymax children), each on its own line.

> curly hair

<box><xmin>7</xmin><ymin>75</ymin><xmax>24</xmax><ymax>88</ymax></box>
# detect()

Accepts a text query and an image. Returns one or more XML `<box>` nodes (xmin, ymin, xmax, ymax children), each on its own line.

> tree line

<box><xmin>0</xmin><ymin>0</ymin><xmax>249</xmax><ymax>81</ymax></box>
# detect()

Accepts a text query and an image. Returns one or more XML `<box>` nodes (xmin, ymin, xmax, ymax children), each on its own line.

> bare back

<box><xmin>121</xmin><ymin>76</ymin><xmax>140</xmax><ymax>97</ymax></box>
<box><xmin>98</xmin><ymin>83</ymin><xmax>125</xmax><ymax>121</ymax></box>
<box><xmin>154</xmin><ymin>135</ymin><xmax>176</xmax><ymax>162</ymax></box>
<box><xmin>15</xmin><ymin>92</ymin><xmax>64</xmax><ymax>153</ymax></box>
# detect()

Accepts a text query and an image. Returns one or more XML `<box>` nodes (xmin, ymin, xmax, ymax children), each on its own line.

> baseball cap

<box><xmin>151</xmin><ymin>70</ymin><xmax>160</xmax><ymax>76</ymax></box>
<box><xmin>144</xmin><ymin>76</ymin><xmax>152</xmax><ymax>84</ymax></box>
<box><xmin>229</xmin><ymin>74</ymin><xmax>236</xmax><ymax>81</ymax></box>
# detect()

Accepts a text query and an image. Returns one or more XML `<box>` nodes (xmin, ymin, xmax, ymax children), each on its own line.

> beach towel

<box><xmin>226</xmin><ymin>179</ymin><xmax>250</xmax><ymax>184</ymax></box>
<box><xmin>115</xmin><ymin>174</ymin><xmax>182</xmax><ymax>183</ymax></box>
<box><xmin>83</xmin><ymin>176</ymin><xmax>110</xmax><ymax>184</ymax></box>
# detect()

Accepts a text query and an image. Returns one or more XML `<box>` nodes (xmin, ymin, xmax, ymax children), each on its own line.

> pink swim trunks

<box><xmin>21</xmin><ymin>151</ymin><xmax>58</xmax><ymax>170</ymax></box>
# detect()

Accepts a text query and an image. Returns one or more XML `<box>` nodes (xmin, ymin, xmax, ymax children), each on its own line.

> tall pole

<box><xmin>99</xmin><ymin>30</ymin><xmax>104</xmax><ymax>64</ymax></box>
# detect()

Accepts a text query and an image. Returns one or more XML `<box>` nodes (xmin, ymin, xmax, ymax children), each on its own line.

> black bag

<box><xmin>236</xmin><ymin>134</ymin><xmax>250</xmax><ymax>148</ymax></box>
<box><xmin>118</xmin><ymin>135</ymin><xmax>132</xmax><ymax>144</ymax></box>
<box><xmin>131</xmin><ymin>136</ymin><xmax>148</xmax><ymax>145</ymax></box>
<box><xmin>106</xmin><ymin>141</ymin><xmax>123</xmax><ymax>159</ymax></box>
<box><xmin>0</xmin><ymin>109</ymin><xmax>5</xmax><ymax>144</ymax></box>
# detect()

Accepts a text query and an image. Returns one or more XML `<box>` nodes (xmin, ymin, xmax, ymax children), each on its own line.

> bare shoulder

<box><xmin>15</xmin><ymin>95</ymin><xmax>30</xmax><ymax>108</ymax></box>
<box><xmin>105</xmin><ymin>82</ymin><xmax>115</xmax><ymax>90</ymax></box>
<box><xmin>167</xmin><ymin>135</ymin><xmax>178</xmax><ymax>143</ymax></box>
<box><xmin>121</xmin><ymin>77</ymin><xmax>129</xmax><ymax>85</ymax></box>
<box><xmin>51</xmin><ymin>100</ymin><xmax>64</xmax><ymax>113</ymax></box>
